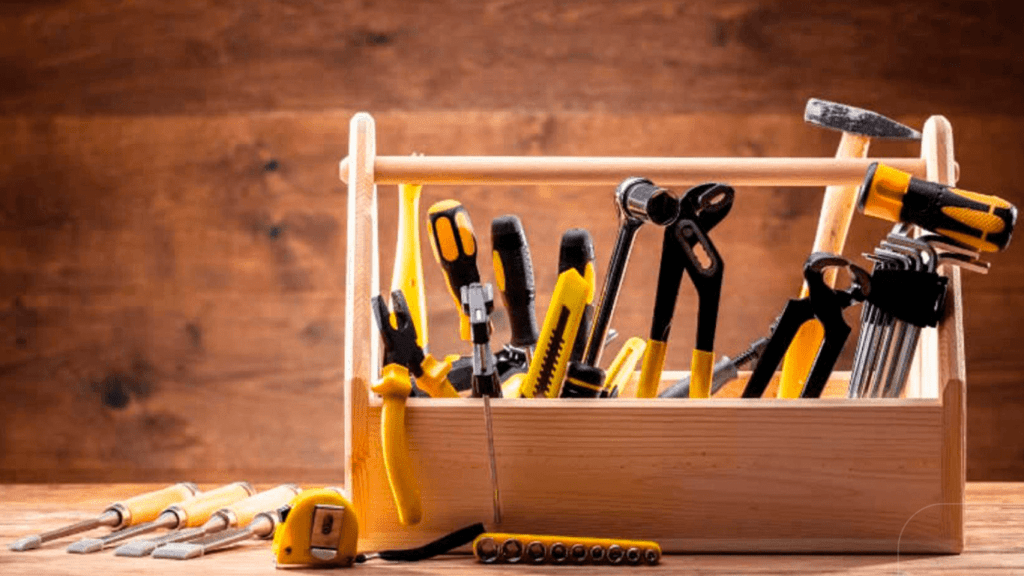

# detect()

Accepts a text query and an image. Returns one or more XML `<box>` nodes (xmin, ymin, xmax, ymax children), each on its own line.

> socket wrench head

<box><xmin>615</xmin><ymin>177</ymin><xmax>679</xmax><ymax>226</ymax></box>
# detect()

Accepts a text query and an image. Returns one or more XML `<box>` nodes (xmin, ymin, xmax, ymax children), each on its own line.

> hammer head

<box><xmin>805</xmin><ymin>99</ymin><xmax>921</xmax><ymax>140</ymax></box>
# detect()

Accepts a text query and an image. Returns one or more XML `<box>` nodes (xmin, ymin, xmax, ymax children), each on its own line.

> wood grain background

<box><xmin>0</xmin><ymin>0</ymin><xmax>1022</xmax><ymax>482</ymax></box>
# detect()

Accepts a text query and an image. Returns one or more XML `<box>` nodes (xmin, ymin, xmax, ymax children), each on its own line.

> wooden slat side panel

<box><xmin>355</xmin><ymin>401</ymin><xmax>946</xmax><ymax>553</ymax></box>
<box><xmin>2</xmin><ymin>1</ymin><xmax>1023</xmax><ymax>116</ymax></box>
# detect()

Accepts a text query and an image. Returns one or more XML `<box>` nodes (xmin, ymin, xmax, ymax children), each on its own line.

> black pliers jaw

<box><xmin>649</xmin><ymin>183</ymin><xmax>735</xmax><ymax>346</ymax></box>
<box><xmin>372</xmin><ymin>290</ymin><xmax>425</xmax><ymax>379</ymax></box>
<box><xmin>741</xmin><ymin>253</ymin><xmax>870</xmax><ymax>399</ymax></box>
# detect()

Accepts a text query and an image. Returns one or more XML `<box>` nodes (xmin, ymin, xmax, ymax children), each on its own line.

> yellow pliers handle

<box><xmin>417</xmin><ymin>355</ymin><xmax>461</xmax><ymax>398</ymax></box>
<box><xmin>371</xmin><ymin>364</ymin><xmax>422</xmax><ymax>526</ymax></box>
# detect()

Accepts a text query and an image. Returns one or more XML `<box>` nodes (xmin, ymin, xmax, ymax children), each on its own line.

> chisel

<box><xmin>66</xmin><ymin>482</ymin><xmax>254</xmax><ymax>553</ymax></box>
<box><xmin>8</xmin><ymin>483</ymin><xmax>198</xmax><ymax>551</ymax></box>
<box><xmin>114</xmin><ymin>484</ymin><xmax>299</xmax><ymax>557</ymax></box>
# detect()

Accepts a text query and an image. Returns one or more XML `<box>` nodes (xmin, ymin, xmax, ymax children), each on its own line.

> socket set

<box><xmin>473</xmin><ymin>533</ymin><xmax>661</xmax><ymax>565</ymax></box>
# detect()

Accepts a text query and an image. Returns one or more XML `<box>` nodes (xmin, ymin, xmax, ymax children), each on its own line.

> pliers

<box><xmin>371</xmin><ymin>290</ymin><xmax>458</xmax><ymax>527</ymax></box>
<box><xmin>636</xmin><ymin>183</ymin><xmax>735</xmax><ymax>398</ymax></box>
<box><xmin>373</xmin><ymin>291</ymin><xmax>460</xmax><ymax>399</ymax></box>
<box><xmin>741</xmin><ymin>253</ymin><xmax>870</xmax><ymax>399</ymax></box>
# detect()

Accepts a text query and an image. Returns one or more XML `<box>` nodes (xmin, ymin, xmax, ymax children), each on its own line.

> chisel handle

<box><xmin>108</xmin><ymin>483</ymin><xmax>200</xmax><ymax>529</ymax></box>
<box><xmin>859</xmin><ymin>162</ymin><xmax>1017</xmax><ymax>253</ymax></box>
<box><xmin>218</xmin><ymin>484</ymin><xmax>301</xmax><ymax>527</ymax></box>
<box><xmin>428</xmin><ymin>200</ymin><xmax>481</xmax><ymax>341</ymax></box>
<box><xmin>491</xmin><ymin>215</ymin><xmax>539</xmax><ymax>349</ymax></box>
<box><xmin>391</xmin><ymin>183</ymin><xmax>428</xmax><ymax>348</ymax></box>
<box><xmin>169</xmin><ymin>482</ymin><xmax>255</xmax><ymax>528</ymax></box>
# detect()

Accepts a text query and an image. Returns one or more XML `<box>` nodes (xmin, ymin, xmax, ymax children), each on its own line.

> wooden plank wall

<box><xmin>0</xmin><ymin>1</ymin><xmax>1022</xmax><ymax>481</ymax></box>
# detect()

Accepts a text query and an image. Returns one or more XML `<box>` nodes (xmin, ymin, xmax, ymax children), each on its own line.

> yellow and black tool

<box><xmin>636</xmin><ymin>183</ymin><xmax>734</xmax><ymax>399</ymax></box>
<box><xmin>491</xmin><ymin>215</ymin><xmax>539</xmax><ymax>361</ymax></box>
<box><xmin>273</xmin><ymin>488</ymin><xmax>359</xmax><ymax>567</ymax></box>
<box><xmin>428</xmin><ymin>200</ymin><xmax>481</xmax><ymax>342</ymax></box>
<box><xmin>600</xmin><ymin>337</ymin><xmax>647</xmax><ymax>398</ymax></box>
<box><xmin>473</xmin><ymin>533</ymin><xmax>661</xmax><ymax>565</ymax></box>
<box><xmin>391</xmin><ymin>182</ymin><xmax>428</xmax><ymax>349</ymax></box>
<box><xmin>371</xmin><ymin>291</ymin><xmax>432</xmax><ymax>526</ymax></box>
<box><xmin>519</xmin><ymin>232</ymin><xmax>595</xmax><ymax>398</ymax></box>
<box><xmin>8</xmin><ymin>483</ymin><xmax>199</xmax><ymax>551</ymax></box>
<box><xmin>858</xmin><ymin>162</ymin><xmax>1017</xmax><ymax>253</ymax></box>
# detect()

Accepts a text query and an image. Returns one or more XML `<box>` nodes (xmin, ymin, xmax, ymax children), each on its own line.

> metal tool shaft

<box><xmin>584</xmin><ymin>219</ymin><xmax>641</xmax><ymax>367</ymax></box>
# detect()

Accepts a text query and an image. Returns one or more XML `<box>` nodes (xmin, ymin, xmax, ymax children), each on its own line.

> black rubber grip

<box><xmin>560</xmin><ymin>362</ymin><xmax>605</xmax><ymax>398</ymax></box>
<box><xmin>559</xmin><ymin>229</ymin><xmax>595</xmax><ymax>362</ymax></box>
<box><xmin>491</xmin><ymin>215</ymin><xmax>539</xmax><ymax>348</ymax></box>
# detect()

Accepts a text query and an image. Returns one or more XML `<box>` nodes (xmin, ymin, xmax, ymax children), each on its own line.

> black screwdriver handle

<box><xmin>491</xmin><ymin>215</ymin><xmax>538</xmax><ymax>349</ymax></box>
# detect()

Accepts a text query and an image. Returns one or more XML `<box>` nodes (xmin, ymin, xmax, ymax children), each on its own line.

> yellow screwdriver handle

<box><xmin>427</xmin><ymin>200</ymin><xmax>481</xmax><ymax>342</ymax></box>
<box><xmin>371</xmin><ymin>364</ymin><xmax>422</xmax><ymax>526</ymax></box>
<box><xmin>107</xmin><ymin>482</ymin><xmax>199</xmax><ymax>529</ymax></box>
<box><xmin>170</xmin><ymin>482</ymin><xmax>255</xmax><ymax>528</ymax></box>
<box><xmin>220</xmin><ymin>484</ymin><xmax>301</xmax><ymax>527</ymax></box>
<box><xmin>859</xmin><ymin>162</ymin><xmax>1017</xmax><ymax>253</ymax></box>
<box><xmin>602</xmin><ymin>337</ymin><xmax>646</xmax><ymax>397</ymax></box>
<box><xmin>391</xmin><ymin>183</ymin><xmax>428</xmax><ymax>348</ymax></box>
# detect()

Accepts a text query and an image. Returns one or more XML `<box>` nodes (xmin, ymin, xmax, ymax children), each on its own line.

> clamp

<box><xmin>636</xmin><ymin>182</ymin><xmax>735</xmax><ymax>398</ymax></box>
<box><xmin>742</xmin><ymin>253</ymin><xmax>870</xmax><ymax>399</ymax></box>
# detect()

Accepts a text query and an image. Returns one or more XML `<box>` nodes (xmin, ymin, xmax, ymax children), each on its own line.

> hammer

<box><xmin>776</xmin><ymin>99</ymin><xmax>921</xmax><ymax>399</ymax></box>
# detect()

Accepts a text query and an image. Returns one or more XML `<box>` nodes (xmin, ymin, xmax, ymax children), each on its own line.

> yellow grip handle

<box><xmin>636</xmin><ymin>339</ymin><xmax>667</xmax><ymax>398</ymax></box>
<box><xmin>602</xmin><ymin>337</ymin><xmax>646</xmax><ymax>397</ymax></box>
<box><xmin>111</xmin><ymin>482</ymin><xmax>199</xmax><ymax>527</ymax></box>
<box><xmin>391</xmin><ymin>183</ymin><xmax>428</xmax><ymax>348</ymax></box>
<box><xmin>223</xmin><ymin>484</ymin><xmax>301</xmax><ymax>527</ymax></box>
<box><xmin>416</xmin><ymin>355</ymin><xmax>460</xmax><ymax>398</ymax></box>
<box><xmin>428</xmin><ymin>200</ymin><xmax>480</xmax><ymax>342</ymax></box>
<box><xmin>175</xmin><ymin>482</ymin><xmax>255</xmax><ymax>528</ymax></box>
<box><xmin>372</xmin><ymin>364</ymin><xmax>422</xmax><ymax>526</ymax></box>
<box><xmin>689</xmin><ymin>348</ymin><xmax>715</xmax><ymax>399</ymax></box>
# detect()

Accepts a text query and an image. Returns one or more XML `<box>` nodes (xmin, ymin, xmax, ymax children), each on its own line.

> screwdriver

<box><xmin>66</xmin><ymin>482</ymin><xmax>254</xmax><ymax>553</ymax></box>
<box><xmin>114</xmin><ymin>484</ymin><xmax>300</xmax><ymax>557</ymax></box>
<box><xmin>391</xmin><ymin>182</ymin><xmax>428</xmax><ymax>349</ymax></box>
<box><xmin>491</xmin><ymin>215</ymin><xmax>539</xmax><ymax>363</ymax></box>
<box><xmin>659</xmin><ymin>337</ymin><xmax>769</xmax><ymax>398</ymax></box>
<box><xmin>428</xmin><ymin>200</ymin><xmax>481</xmax><ymax>342</ymax></box>
<box><xmin>859</xmin><ymin>162</ymin><xmax>1017</xmax><ymax>253</ymax></box>
<box><xmin>7</xmin><ymin>483</ymin><xmax>199</xmax><ymax>552</ymax></box>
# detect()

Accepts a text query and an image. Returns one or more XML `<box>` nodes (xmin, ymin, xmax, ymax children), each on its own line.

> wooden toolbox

<box><xmin>339</xmin><ymin>113</ymin><xmax>965</xmax><ymax>554</ymax></box>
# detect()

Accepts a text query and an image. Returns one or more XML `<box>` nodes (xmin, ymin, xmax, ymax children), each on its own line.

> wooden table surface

<box><xmin>1</xmin><ymin>483</ymin><xmax>1022</xmax><ymax>575</ymax></box>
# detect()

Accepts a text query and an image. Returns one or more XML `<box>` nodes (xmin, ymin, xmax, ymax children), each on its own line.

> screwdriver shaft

<box><xmin>483</xmin><ymin>396</ymin><xmax>502</xmax><ymax>525</ymax></box>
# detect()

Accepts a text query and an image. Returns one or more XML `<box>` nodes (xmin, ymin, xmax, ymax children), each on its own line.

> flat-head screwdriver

<box><xmin>491</xmin><ymin>215</ymin><xmax>539</xmax><ymax>364</ymax></box>
<box><xmin>7</xmin><ymin>483</ymin><xmax>198</xmax><ymax>551</ymax></box>
<box><xmin>66</xmin><ymin>482</ymin><xmax>254</xmax><ymax>554</ymax></box>
<box><xmin>114</xmin><ymin>484</ymin><xmax>299</xmax><ymax>557</ymax></box>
